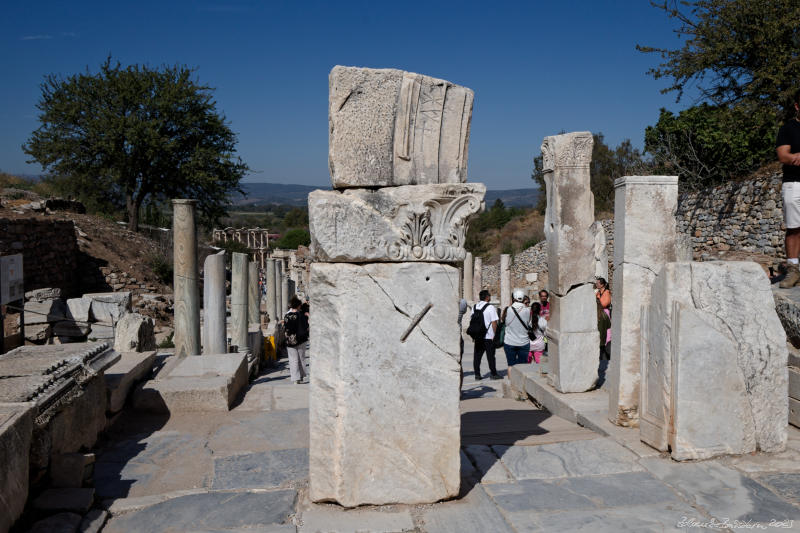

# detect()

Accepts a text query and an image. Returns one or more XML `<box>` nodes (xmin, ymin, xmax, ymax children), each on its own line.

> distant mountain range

<box><xmin>236</xmin><ymin>183</ymin><xmax>541</xmax><ymax>208</ymax></box>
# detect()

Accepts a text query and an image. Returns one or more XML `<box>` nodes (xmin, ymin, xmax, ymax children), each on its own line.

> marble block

<box><xmin>640</xmin><ymin>262</ymin><xmax>788</xmax><ymax>460</ymax></box>
<box><xmin>309</xmin><ymin>183</ymin><xmax>485</xmax><ymax>262</ymax></box>
<box><xmin>0</xmin><ymin>403</ymin><xmax>34</xmax><ymax>533</ymax></box>
<box><xmin>328</xmin><ymin>65</ymin><xmax>473</xmax><ymax>188</ymax></box>
<box><xmin>541</xmin><ymin>132</ymin><xmax>596</xmax><ymax>295</ymax></box>
<box><xmin>309</xmin><ymin>262</ymin><xmax>461</xmax><ymax>506</ymax></box>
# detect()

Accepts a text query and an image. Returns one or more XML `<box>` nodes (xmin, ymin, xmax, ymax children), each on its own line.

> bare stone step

<box><xmin>421</xmin><ymin>483</ymin><xmax>515</xmax><ymax>533</ymax></box>
<box><xmin>25</xmin><ymin>298</ymin><xmax>66</xmax><ymax>324</ymax></box>
<box><xmin>133</xmin><ymin>353</ymin><xmax>248</xmax><ymax>413</ymax></box>
<box><xmin>33</xmin><ymin>487</ymin><xmax>95</xmax><ymax>514</ymax></box>
<box><xmin>105</xmin><ymin>351</ymin><xmax>157</xmax><ymax>413</ymax></box>
<box><xmin>299</xmin><ymin>501</ymin><xmax>415</xmax><ymax>533</ymax></box>
<box><xmin>28</xmin><ymin>512</ymin><xmax>82</xmax><ymax>533</ymax></box>
<box><xmin>790</xmin><ymin>366</ymin><xmax>800</xmax><ymax>401</ymax></box>
<box><xmin>50</xmin><ymin>452</ymin><xmax>95</xmax><ymax>488</ymax></box>
<box><xmin>102</xmin><ymin>490</ymin><xmax>297</xmax><ymax>533</ymax></box>
<box><xmin>791</xmin><ymin>397</ymin><xmax>800</xmax><ymax>429</ymax></box>
<box><xmin>211</xmin><ymin>448</ymin><xmax>308</xmax><ymax>490</ymax></box>
<box><xmin>78</xmin><ymin>509</ymin><xmax>108</xmax><ymax>533</ymax></box>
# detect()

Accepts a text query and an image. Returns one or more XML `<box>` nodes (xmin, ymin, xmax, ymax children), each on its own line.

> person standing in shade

<box><xmin>778</xmin><ymin>89</ymin><xmax>800</xmax><ymax>287</ymax></box>
<box><xmin>502</xmin><ymin>289</ymin><xmax>532</xmax><ymax>367</ymax></box>
<box><xmin>538</xmin><ymin>290</ymin><xmax>551</xmax><ymax>320</ymax></box>
<box><xmin>284</xmin><ymin>296</ymin><xmax>309</xmax><ymax>384</ymax></box>
<box><xmin>468</xmin><ymin>290</ymin><xmax>501</xmax><ymax>380</ymax></box>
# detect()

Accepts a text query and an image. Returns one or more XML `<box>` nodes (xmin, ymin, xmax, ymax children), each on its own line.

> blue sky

<box><xmin>1</xmin><ymin>1</ymin><xmax>693</xmax><ymax>189</ymax></box>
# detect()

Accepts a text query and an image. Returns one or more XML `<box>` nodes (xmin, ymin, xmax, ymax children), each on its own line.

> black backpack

<box><xmin>284</xmin><ymin>310</ymin><xmax>309</xmax><ymax>347</ymax></box>
<box><xmin>466</xmin><ymin>304</ymin><xmax>488</xmax><ymax>341</ymax></box>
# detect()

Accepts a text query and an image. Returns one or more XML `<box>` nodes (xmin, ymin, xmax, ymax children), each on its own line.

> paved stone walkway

<box><xmin>94</xmin><ymin>343</ymin><xmax>800</xmax><ymax>532</ymax></box>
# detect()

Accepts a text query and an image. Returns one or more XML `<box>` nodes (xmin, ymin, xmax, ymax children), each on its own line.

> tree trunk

<box><xmin>127</xmin><ymin>194</ymin><xmax>140</xmax><ymax>232</ymax></box>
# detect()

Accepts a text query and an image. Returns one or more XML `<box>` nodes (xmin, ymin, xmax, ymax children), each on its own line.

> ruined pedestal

<box><xmin>608</xmin><ymin>176</ymin><xmax>678</xmax><ymax>426</ymax></box>
<box><xmin>231</xmin><ymin>253</ymin><xmax>249</xmax><ymax>352</ymax></box>
<box><xmin>203</xmin><ymin>253</ymin><xmax>227</xmax><ymax>355</ymax></box>
<box><xmin>640</xmin><ymin>262</ymin><xmax>788</xmax><ymax>460</ymax></box>
<box><xmin>541</xmin><ymin>132</ymin><xmax>597</xmax><ymax>393</ymax></box>
<box><xmin>309</xmin><ymin>263</ymin><xmax>461</xmax><ymax>506</ymax></box>
<box><xmin>0</xmin><ymin>403</ymin><xmax>34</xmax><ymax>533</ymax></box>
<box><xmin>172</xmin><ymin>199</ymin><xmax>200</xmax><ymax>357</ymax></box>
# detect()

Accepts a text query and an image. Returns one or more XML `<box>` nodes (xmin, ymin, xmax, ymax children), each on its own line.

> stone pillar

<box><xmin>309</xmin><ymin>66</ymin><xmax>484</xmax><ymax>507</ymax></box>
<box><xmin>266</xmin><ymin>258</ymin><xmax>277</xmax><ymax>322</ymax></box>
<box><xmin>202</xmin><ymin>252</ymin><xmax>227</xmax><ymax>355</ymax></box>
<box><xmin>640</xmin><ymin>262</ymin><xmax>787</xmax><ymax>460</ymax></box>
<box><xmin>248</xmin><ymin>262</ymin><xmax>259</xmax><ymax>325</ymax></box>
<box><xmin>281</xmin><ymin>269</ymin><xmax>289</xmax><ymax>313</ymax></box>
<box><xmin>172</xmin><ymin>199</ymin><xmax>200</xmax><ymax>357</ymax></box>
<box><xmin>593</xmin><ymin>222</ymin><xmax>608</xmax><ymax>281</ymax></box>
<box><xmin>231</xmin><ymin>252</ymin><xmax>249</xmax><ymax>351</ymax></box>
<box><xmin>472</xmin><ymin>257</ymin><xmax>483</xmax><ymax>301</ymax></box>
<box><xmin>607</xmin><ymin>176</ymin><xmax>678</xmax><ymax>425</ymax></box>
<box><xmin>541</xmin><ymin>132</ymin><xmax>597</xmax><ymax>393</ymax></box>
<box><xmin>463</xmin><ymin>252</ymin><xmax>473</xmax><ymax>301</ymax></box>
<box><xmin>500</xmin><ymin>254</ymin><xmax>511</xmax><ymax>308</ymax></box>
<box><xmin>275</xmin><ymin>259</ymin><xmax>284</xmax><ymax>317</ymax></box>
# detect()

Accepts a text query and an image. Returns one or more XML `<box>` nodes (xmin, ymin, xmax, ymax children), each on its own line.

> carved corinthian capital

<box><xmin>308</xmin><ymin>183</ymin><xmax>486</xmax><ymax>262</ymax></box>
<box><xmin>541</xmin><ymin>131</ymin><xmax>594</xmax><ymax>172</ymax></box>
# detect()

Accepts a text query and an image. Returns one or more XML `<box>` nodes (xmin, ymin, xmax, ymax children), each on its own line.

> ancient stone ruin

<box><xmin>308</xmin><ymin>66</ymin><xmax>485</xmax><ymax>506</ymax></box>
<box><xmin>541</xmin><ymin>131</ymin><xmax>603</xmax><ymax>393</ymax></box>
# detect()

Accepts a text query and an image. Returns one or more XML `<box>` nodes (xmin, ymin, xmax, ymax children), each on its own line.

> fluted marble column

<box><xmin>248</xmin><ymin>262</ymin><xmax>259</xmax><ymax>324</ymax></box>
<box><xmin>266</xmin><ymin>258</ymin><xmax>277</xmax><ymax>322</ymax></box>
<box><xmin>231</xmin><ymin>252</ymin><xmax>249</xmax><ymax>351</ymax></box>
<box><xmin>275</xmin><ymin>259</ymin><xmax>284</xmax><ymax>317</ymax></box>
<box><xmin>202</xmin><ymin>252</ymin><xmax>227</xmax><ymax>355</ymax></box>
<box><xmin>500</xmin><ymin>254</ymin><xmax>511</xmax><ymax>308</ymax></box>
<box><xmin>172</xmin><ymin>199</ymin><xmax>200</xmax><ymax>357</ymax></box>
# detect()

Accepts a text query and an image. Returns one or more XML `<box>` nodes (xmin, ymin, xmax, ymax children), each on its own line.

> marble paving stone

<box><xmin>463</xmin><ymin>444</ymin><xmax>513</xmax><ymax>484</ymax></box>
<box><xmin>211</xmin><ymin>448</ymin><xmax>308</xmax><ymax>490</ymax></box>
<box><xmin>558</xmin><ymin>471</ymin><xmax>681</xmax><ymax>508</ymax></box>
<box><xmin>484</xmin><ymin>479</ymin><xmax>595</xmax><ymax>513</ymax></box>
<box><xmin>421</xmin><ymin>483</ymin><xmax>515</xmax><ymax>533</ymax></box>
<box><xmin>494</xmin><ymin>438</ymin><xmax>643</xmax><ymax>480</ymax></box>
<box><xmin>299</xmin><ymin>504</ymin><xmax>415</xmax><ymax>533</ymax></box>
<box><xmin>103</xmin><ymin>490</ymin><xmax>297</xmax><ymax>533</ymax></box>
<box><xmin>207</xmin><ymin>409</ymin><xmax>309</xmax><ymax>455</ymax></box>
<box><xmin>523</xmin><ymin>502</ymin><xmax>701</xmax><ymax>533</ymax></box>
<box><xmin>755</xmin><ymin>473</ymin><xmax>800</xmax><ymax>505</ymax></box>
<box><xmin>641</xmin><ymin>458</ymin><xmax>800</xmax><ymax>523</ymax></box>
<box><xmin>271</xmin><ymin>383</ymin><xmax>310</xmax><ymax>410</ymax></box>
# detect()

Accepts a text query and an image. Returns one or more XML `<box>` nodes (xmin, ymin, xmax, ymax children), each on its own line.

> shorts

<box><xmin>783</xmin><ymin>182</ymin><xmax>800</xmax><ymax>229</ymax></box>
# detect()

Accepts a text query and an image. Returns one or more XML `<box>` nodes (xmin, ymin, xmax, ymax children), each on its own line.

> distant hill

<box><xmin>237</xmin><ymin>182</ymin><xmax>541</xmax><ymax>208</ymax></box>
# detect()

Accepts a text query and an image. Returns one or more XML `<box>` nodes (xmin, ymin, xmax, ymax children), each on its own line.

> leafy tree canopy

<box><xmin>24</xmin><ymin>57</ymin><xmax>249</xmax><ymax>231</ymax></box>
<box><xmin>638</xmin><ymin>0</ymin><xmax>800</xmax><ymax>114</ymax></box>
<box><xmin>275</xmin><ymin>228</ymin><xmax>310</xmax><ymax>250</ymax></box>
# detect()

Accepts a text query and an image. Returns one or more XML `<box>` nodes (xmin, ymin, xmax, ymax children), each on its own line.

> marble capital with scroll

<box><xmin>328</xmin><ymin>65</ymin><xmax>473</xmax><ymax>188</ymax></box>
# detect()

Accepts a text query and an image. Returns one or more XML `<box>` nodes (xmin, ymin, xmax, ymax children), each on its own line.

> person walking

<box><xmin>467</xmin><ymin>290</ymin><xmax>501</xmax><ymax>380</ymax></box>
<box><xmin>284</xmin><ymin>296</ymin><xmax>309</xmax><ymax>384</ymax></box>
<box><xmin>502</xmin><ymin>289</ymin><xmax>532</xmax><ymax>367</ymax></box>
<box><xmin>778</xmin><ymin>89</ymin><xmax>800</xmax><ymax>287</ymax></box>
<box><xmin>528</xmin><ymin>301</ymin><xmax>547</xmax><ymax>364</ymax></box>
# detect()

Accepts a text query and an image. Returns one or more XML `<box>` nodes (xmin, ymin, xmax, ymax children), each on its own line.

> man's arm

<box><xmin>777</xmin><ymin>145</ymin><xmax>800</xmax><ymax>165</ymax></box>
<box><xmin>490</xmin><ymin>320</ymin><xmax>498</xmax><ymax>334</ymax></box>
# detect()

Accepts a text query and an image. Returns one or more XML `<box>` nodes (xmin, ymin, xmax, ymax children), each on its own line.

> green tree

<box><xmin>24</xmin><ymin>57</ymin><xmax>249</xmax><ymax>231</ymax></box>
<box><xmin>275</xmin><ymin>228</ymin><xmax>310</xmax><ymax>249</ymax></box>
<box><xmin>644</xmin><ymin>104</ymin><xmax>777</xmax><ymax>190</ymax></box>
<box><xmin>531</xmin><ymin>134</ymin><xmax>646</xmax><ymax>214</ymax></box>
<box><xmin>283</xmin><ymin>207</ymin><xmax>309</xmax><ymax>228</ymax></box>
<box><xmin>638</xmin><ymin>0</ymin><xmax>800</xmax><ymax>114</ymax></box>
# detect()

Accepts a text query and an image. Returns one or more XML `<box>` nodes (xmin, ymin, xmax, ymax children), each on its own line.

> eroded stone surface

<box><xmin>545</xmin><ymin>284</ymin><xmax>598</xmax><ymax>393</ymax></box>
<box><xmin>309</xmin><ymin>262</ymin><xmax>460</xmax><ymax>506</ymax></box>
<box><xmin>329</xmin><ymin>65</ymin><xmax>473</xmax><ymax>188</ymax></box>
<box><xmin>0</xmin><ymin>403</ymin><xmax>34</xmax><ymax>533</ymax></box>
<box><xmin>641</xmin><ymin>262</ymin><xmax>788</xmax><ymax>460</ymax></box>
<box><xmin>309</xmin><ymin>183</ymin><xmax>485</xmax><ymax>263</ymax></box>
<box><xmin>114</xmin><ymin>313</ymin><xmax>156</xmax><ymax>353</ymax></box>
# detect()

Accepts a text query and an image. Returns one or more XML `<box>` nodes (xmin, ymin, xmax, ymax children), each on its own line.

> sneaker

<box><xmin>474</xmin><ymin>373</ymin><xmax>483</xmax><ymax>381</ymax></box>
<box><xmin>490</xmin><ymin>373</ymin><xmax>502</xmax><ymax>380</ymax></box>
<box><xmin>781</xmin><ymin>264</ymin><xmax>800</xmax><ymax>288</ymax></box>
<box><xmin>295</xmin><ymin>379</ymin><xmax>303</xmax><ymax>384</ymax></box>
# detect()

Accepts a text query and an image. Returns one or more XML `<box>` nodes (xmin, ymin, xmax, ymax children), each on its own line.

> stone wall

<box><xmin>0</xmin><ymin>218</ymin><xmax>80</xmax><ymax>297</ymax></box>
<box><xmin>676</xmin><ymin>173</ymin><xmax>784</xmax><ymax>257</ymax></box>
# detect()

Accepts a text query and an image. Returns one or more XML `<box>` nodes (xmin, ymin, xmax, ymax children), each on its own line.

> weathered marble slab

<box><xmin>608</xmin><ymin>175</ymin><xmax>678</xmax><ymax>426</ymax></box>
<box><xmin>309</xmin><ymin>262</ymin><xmax>460</xmax><ymax>506</ymax></box>
<box><xmin>640</xmin><ymin>262</ymin><xmax>788</xmax><ymax>460</ymax></box>
<box><xmin>329</xmin><ymin>66</ymin><xmax>473</xmax><ymax>188</ymax></box>
<box><xmin>0</xmin><ymin>402</ymin><xmax>35</xmax><ymax>533</ymax></box>
<box><xmin>542</xmin><ymin>131</ymin><xmax>596</xmax><ymax>295</ymax></box>
<box><xmin>309</xmin><ymin>183</ymin><xmax>485</xmax><ymax>262</ymax></box>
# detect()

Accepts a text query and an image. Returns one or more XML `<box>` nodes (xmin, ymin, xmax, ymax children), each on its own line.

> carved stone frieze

<box><xmin>308</xmin><ymin>183</ymin><xmax>485</xmax><ymax>262</ymax></box>
<box><xmin>541</xmin><ymin>131</ymin><xmax>593</xmax><ymax>172</ymax></box>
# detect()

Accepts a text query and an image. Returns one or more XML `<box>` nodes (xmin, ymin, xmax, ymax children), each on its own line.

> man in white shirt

<box><xmin>472</xmin><ymin>290</ymin><xmax>501</xmax><ymax>380</ymax></box>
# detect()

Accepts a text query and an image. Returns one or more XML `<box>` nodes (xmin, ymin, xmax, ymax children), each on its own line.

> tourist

<box><xmin>528</xmin><ymin>302</ymin><xmax>547</xmax><ymax>364</ymax></box>
<box><xmin>502</xmin><ymin>289</ymin><xmax>532</xmax><ymax>367</ymax></box>
<box><xmin>284</xmin><ymin>296</ymin><xmax>309</xmax><ymax>384</ymax></box>
<box><xmin>594</xmin><ymin>297</ymin><xmax>612</xmax><ymax>389</ymax></box>
<box><xmin>778</xmin><ymin>89</ymin><xmax>800</xmax><ymax>287</ymax></box>
<box><xmin>595</xmin><ymin>277</ymin><xmax>612</xmax><ymax>356</ymax></box>
<box><xmin>468</xmin><ymin>290</ymin><xmax>501</xmax><ymax>380</ymax></box>
<box><xmin>538</xmin><ymin>290</ymin><xmax>550</xmax><ymax>320</ymax></box>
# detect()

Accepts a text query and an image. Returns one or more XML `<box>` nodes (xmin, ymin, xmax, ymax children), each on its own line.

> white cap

<box><xmin>512</xmin><ymin>289</ymin><xmax>526</xmax><ymax>302</ymax></box>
